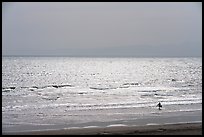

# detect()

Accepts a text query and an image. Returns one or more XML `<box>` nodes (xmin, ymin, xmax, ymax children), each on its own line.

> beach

<box><xmin>3</xmin><ymin>109</ymin><xmax>202</xmax><ymax>135</ymax></box>
<box><xmin>4</xmin><ymin>122</ymin><xmax>202</xmax><ymax>135</ymax></box>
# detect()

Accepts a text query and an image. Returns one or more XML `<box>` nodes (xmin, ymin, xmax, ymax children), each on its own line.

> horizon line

<box><xmin>2</xmin><ymin>55</ymin><xmax>202</xmax><ymax>58</ymax></box>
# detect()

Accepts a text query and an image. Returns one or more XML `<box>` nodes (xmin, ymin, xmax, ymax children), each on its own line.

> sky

<box><xmin>2</xmin><ymin>2</ymin><xmax>202</xmax><ymax>57</ymax></box>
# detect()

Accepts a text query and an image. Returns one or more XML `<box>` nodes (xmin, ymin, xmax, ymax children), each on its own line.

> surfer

<box><xmin>156</xmin><ymin>102</ymin><xmax>162</xmax><ymax>110</ymax></box>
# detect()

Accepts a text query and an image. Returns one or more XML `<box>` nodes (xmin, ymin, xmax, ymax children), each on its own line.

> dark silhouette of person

<box><xmin>156</xmin><ymin>102</ymin><xmax>162</xmax><ymax>110</ymax></box>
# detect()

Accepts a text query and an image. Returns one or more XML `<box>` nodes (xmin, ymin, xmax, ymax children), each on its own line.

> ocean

<box><xmin>2</xmin><ymin>57</ymin><xmax>202</xmax><ymax>132</ymax></box>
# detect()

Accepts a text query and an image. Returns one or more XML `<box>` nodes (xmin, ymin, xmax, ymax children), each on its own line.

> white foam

<box><xmin>83</xmin><ymin>126</ymin><xmax>99</xmax><ymax>128</ymax></box>
<box><xmin>106</xmin><ymin>124</ymin><xmax>127</xmax><ymax>127</ymax></box>
<box><xmin>146</xmin><ymin>123</ymin><xmax>160</xmax><ymax>125</ymax></box>
<box><xmin>63</xmin><ymin>127</ymin><xmax>81</xmax><ymax>130</ymax></box>
<box><xmin>165</xmin><ymin>121</ymin><xmax>202</xmax><ymax>125</ymax></box>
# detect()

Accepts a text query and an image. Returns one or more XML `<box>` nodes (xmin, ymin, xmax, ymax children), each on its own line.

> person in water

<box><xmin>156</xmin><ymin>102</ymin><xmax>162</xmax><ymax>110</ymax></box>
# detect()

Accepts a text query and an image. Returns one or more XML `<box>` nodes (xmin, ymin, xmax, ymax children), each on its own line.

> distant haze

<box><xmin>2</xmin><ymin>2</ymin><xmax>202</xmax><ymax>57</ymax></box>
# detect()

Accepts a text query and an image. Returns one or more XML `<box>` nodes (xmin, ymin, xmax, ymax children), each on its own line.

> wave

<box><xmin>123</xmin><ymin>82</ymin><xmax>139</xmax><ymax>86</ymax></box>
<box><xmin>89</xmin><ymin>87</ymin><xmax>117</xmax><ymax>90</ymax></box>
<box><xmin>31</xmin><ymin>84</ymin><xmax>73</xmax><ymax>89</ymax></box>
<box><xmin>64</xmin><ymin>99</ymin><xmax>202</xmax><ymax>110</ymax></box>
<box><xmin>89</xmin><ymin>82</ymin><xmax>140</xmax><ymax>90</ymax></box>
<box><xmin>138</xmin><ymin>90</ymin><xmax>163</xmax><ymax>93</ymax></box>
<box><xmin>2</xmin><ymin>98</ymin><xmax>201</xmax><ymax>112</ymax></box>
<box><xmin>42</xmin><ymin>96</ymin><xmax>60</xmax><ymax>101</ymax></box>
<box><xmin>2</xmin><ymin>84</ymin><xmax>73</xmax><ymax>91</ymax></box>
<box><xmin>2</xmin><ymin>87</ymin><xmax>16</xmax><ymax>92</ymax></box>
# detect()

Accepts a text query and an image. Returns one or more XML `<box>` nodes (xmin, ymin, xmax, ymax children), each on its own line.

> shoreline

<box><xmin>3</xmin><ymin>122</ymin><xmax>202</xmax><ymax>135</ymax></box>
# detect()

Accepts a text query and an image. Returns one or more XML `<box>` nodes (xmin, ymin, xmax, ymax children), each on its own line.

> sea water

<box><xmin>2</xmin><ymin>57</ymin><xmax>202</xmax><ymax>132</ymax></box>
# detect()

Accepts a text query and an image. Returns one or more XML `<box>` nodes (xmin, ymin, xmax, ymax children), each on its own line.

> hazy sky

<box><xmin>2</xmin><ymin>2</ymin><xmax>202</xmax><ymax>57</ymax></box>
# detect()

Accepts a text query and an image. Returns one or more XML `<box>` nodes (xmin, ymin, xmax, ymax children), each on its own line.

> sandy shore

<box><xmin>4</xmin><ymin>122</ymin><xmax>202</xmax><ymax>135</ymax></box>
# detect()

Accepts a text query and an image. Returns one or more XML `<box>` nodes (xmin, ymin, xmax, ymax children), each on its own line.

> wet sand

<box><xmin>4</xmin><ymin>122</ymin><xmax>202</xmax><ymax>135</ymax></box>
<box><xmin>3</xmin><ymin>109</ymin><xmax>202</xmax><ymax>135</ymax></box>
